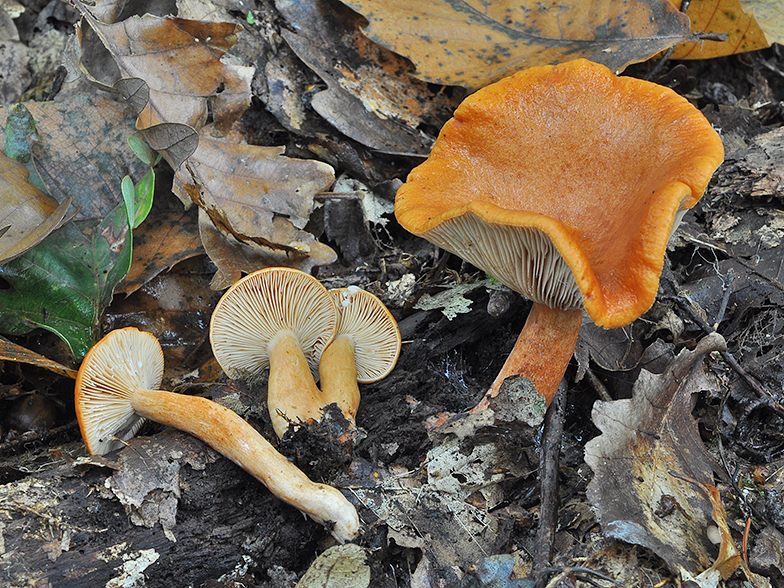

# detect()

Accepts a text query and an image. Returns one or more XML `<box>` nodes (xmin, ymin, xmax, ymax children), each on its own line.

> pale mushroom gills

<box><xmin>396</xmin><ymin>58</ymin><xmax>724</xmax><ymax>406</ymax></box>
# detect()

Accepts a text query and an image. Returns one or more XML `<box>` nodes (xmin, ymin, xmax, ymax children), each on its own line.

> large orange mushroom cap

<box><xmin>395</xmin><ymin>58</ymin><xmax>724</xmax><ymax>328</ymax></box>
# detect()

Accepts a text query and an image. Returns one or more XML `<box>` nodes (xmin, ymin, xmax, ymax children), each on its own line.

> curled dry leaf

<box><xmin>0</xmin><ymin>336</ymin><xmax>77</xmax><ymax>379</ymax></box>
<box><xmin>584</xmin><ymin>332</ymin><xmax>729</xmax><ymax>577</ymax></box>
<box><xmin>74</xmin><ymin>3</ymin><xmax>253</xmax><ymax>132</ymax></box>
<box><xmin>277</xmin><ymin>0</ymin><xmax>441</xmax><ymax>154</ymax></box>
<box><xmin>176</xmin><ymin>134</ymin><xmax>337</xmax><ymax>286</ymax></box>
<box><xmin>0</xmin><ymin>152</ymin><xmax>70</xmax><ymax>264</ymax></box>
<box><xmin>338</xmin><ymin>0</ymin><xmax>692</xmax><ymax>89</ymax></box>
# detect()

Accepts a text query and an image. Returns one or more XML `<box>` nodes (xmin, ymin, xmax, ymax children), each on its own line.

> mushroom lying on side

<box><xmin>209</xmin><ymin>268</ymin><xmax>337</xmax><ymax>438</ymax></box>
<box><xmin>75</xmin><ymin>327</ymin><xmax>359</xmax><ymax>542</ymax></box>
<box><xmin>396</xmin><ymin>58</ymin><xmax>724</xmax><ymax>408</ymax></box>
<box><xmin>319</xmin><ymin>287</ymin><xmax>401</xmax><ymax>427</ymax></box>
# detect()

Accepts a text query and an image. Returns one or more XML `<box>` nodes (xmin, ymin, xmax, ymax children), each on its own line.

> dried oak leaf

<box><xmin>277</xmin><ymin>0</ymin><xmax>445</xmax><ymax>154</ymax></box>
<box><xmin>584</xmin><ymin>332</ymin><xmax>729</xmax><ymax>577</ymax></box>
<box><xmin>176</xmin><ymin>136</ymin><xmax>337</xmax><ymax>287</ymax></box>
<box><xmin>338</xmin><ymin>0</ymin><xmax>692</xmax><ymax>90</ymax></box>
<box><xmin>0</xmin><ymin>152</ymin><xmax>70</xmax><ymax>264</ymax></box>
<box><xmin>74</xmin><ymin>5</ymin><xmax>252</xmax><ymax>131</ymax></box>
<box><xmin>669</xmin><ymin>0</ymin><xmax>769</xmax><ymax>59</ymax></box>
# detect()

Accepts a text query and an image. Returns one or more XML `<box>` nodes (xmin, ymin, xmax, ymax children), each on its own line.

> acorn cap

<box><xmin>75</xmin><ymin>327</ymin><xmax>164</xmax><ymax>455</ymax></box>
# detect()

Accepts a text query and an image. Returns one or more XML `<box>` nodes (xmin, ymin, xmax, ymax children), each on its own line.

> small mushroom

<box><xmin>209</xmin><ymin>268</ymin><xmax>337</xmax><ymax>438</ymax></box>
<box><xmin>395</xmin><ymin>59</ymin><xmax>724</xmax><ymax>407</ymax></box>
<box><xmin>75</xmin><ymin>327</ymin><xmax>359</xmax><ymax>542</ymax></box>
<box><xmin>319</xmin><ymin>287</ymin><xmax>401</xmax><ymax>427</ymax></box>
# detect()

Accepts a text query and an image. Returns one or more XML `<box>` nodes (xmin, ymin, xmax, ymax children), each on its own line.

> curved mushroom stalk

<box><xmin>267</xmin><ymin>330</ymin><xmax>327</xmax><ymax>438</ymax></box>
<box><xmin>76</xmin><ymin>327</ymin><xmax>359</xmax><ymax>543</ymax></box>
<box><xmin>472</xmin><ymin>303</ymin><xmax>582</xmax><ymax>411</ymax></box>
<box><xmin>318</xmin><ymin>335</ymin><xmax>361</xmax><ymax>424</ymax></box>
<box><xmin>318</xmin><ymin>288</ymin><xmax>401</xmax><ymax>432</ymax></box>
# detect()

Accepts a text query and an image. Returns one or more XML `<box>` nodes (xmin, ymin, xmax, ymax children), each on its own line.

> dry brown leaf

<box><xmin>669</xmin><ymin>0</ymin><xmax>769</xmax><ymax>59</ymax></box>
<box><xmin>0</xmin><ymin>336</ymin><xmax>77</xmax><ymax>378</ymax></box>
<box><xmin>338</xmin><ymin>0</ymin><xmax>692</xmax><ymax>89</ymax></box>
<box><xmin>0</xmin><ymin>152</ymin><xmax>71</xmax><ymax>264</ymax></box>
<box><xmin>0</xmin><ymin>94</ymin><xmax>147</xmax><ymax>222</ymax></box>
<box><xmin>277</xmin><ymin>0</ymin><xmax>445</xmax><ymax>154</ymax></box>
<box><xmin>74</xmin><ymin>3</ymin><xmax>253</xmax><ymax>131</ymax></box>
<box><xmin>117</xmin><ymin>197</ymin><xmax>203</xmax><ymax>295</ymax></box>
<box><xmin>741</xmin><ymin>0</ymin><xmax>784</xmax><ymax>45</ymax></box>
<box><xmin>584</xmin><ymin>333</ymin><xmax>729</xmax><ymax>576</ymax></box>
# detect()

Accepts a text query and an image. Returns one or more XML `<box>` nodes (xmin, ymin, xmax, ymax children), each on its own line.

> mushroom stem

<box><xmin>267</xmin><ymin>330</ymin><xmax>326</xmax><ymax>438</ymax></box>
<box><xmin>130</xmin><ymin>387</ymin><xmax>359</xmax><ymax>542</ymax></box>
<box><xmin>318</xmin><ymin>335</ymin><xmax>360</xmax><ymax>424</ymax></box>
<box><xmin>479</xmin><ymin>303</ymin><xmax>582</xmax><ymax>408</ymax></box>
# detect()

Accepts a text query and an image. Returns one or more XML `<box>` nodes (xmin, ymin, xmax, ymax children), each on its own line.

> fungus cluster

<box><xmin>74</xmin><ymin>327</ymin><xmax>360</xmax><ymax>542</ymax></box>
<box><xmin>395</xmin><ymin>58</ymin><xmax>724</xmax><ymax>408</ymax></box>
<box><xmin>210</xmin><ymin>268</ymin><xmax>401</xmax><ymax>437</ymax></box>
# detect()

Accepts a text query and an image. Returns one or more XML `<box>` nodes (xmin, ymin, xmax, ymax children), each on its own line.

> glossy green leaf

<box><xmin>0</xmin><ymin>202</ymin><xmax>132</xmax><ymax>358</ymax></box>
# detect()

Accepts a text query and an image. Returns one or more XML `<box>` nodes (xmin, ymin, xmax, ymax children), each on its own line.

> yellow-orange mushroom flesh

<box><xmin>396</xmin><ymin>59</ymin><xmax>724</xmax><ymax>406</ymax></box>
<box><xmin>75</xmin><ymin>327</ymin><xmax>359</xmax><ymax>542</ymax></box>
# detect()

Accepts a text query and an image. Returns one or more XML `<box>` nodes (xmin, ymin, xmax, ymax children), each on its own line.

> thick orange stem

<box><xmin>319</xmin><ymin>335</ymin><xmax>360</xmax><ymax>424</ymax></box>
<box><xmin>480</xmin><ymin>303</ymin><xmax>582</xmax><ymax>409</ymax></box>
<box><xmin>267</xmin><ymin>331</ymin><xmax>325</xmax><ymax>438</ymax></box>
<box><xmin>129</xmin><ymin>387</ymin><xmax>359</xmax><ymax>542</ymax></box>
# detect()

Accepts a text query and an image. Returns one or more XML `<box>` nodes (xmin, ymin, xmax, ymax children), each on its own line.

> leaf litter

<box><xmin>1</xmin><ymin>1</ymin><xmax>784</xmax><ymax>587</ymax></box>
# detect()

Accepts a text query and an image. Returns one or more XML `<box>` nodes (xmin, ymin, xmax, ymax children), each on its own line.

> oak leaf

<box><xmin>669</xmin><ymin>0</ymin><xmax>769</xmax><ymax>59</ymax></box>
<box><xmin>338</xmin><ymin>0</ymin><xmax>692</xmax><ymax>89</ymax></box>
<box><xmin>584</xmin><ymin>333</ymin><xmax>728</xmax><ymax>577</ymax></box>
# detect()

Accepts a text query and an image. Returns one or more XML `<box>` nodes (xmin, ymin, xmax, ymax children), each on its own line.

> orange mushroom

<box><xmin>209</xmin><ymin>268</ymin><xmax>336</xmax><ymax>438</ymax></box>
<box><xmin>395</xmin><ymin>59</ymin><xmax>724</xmax><ymax>408</ymax></box>
<box><xmin>75</xmin><ymin>327</ymin><xmax>359</xmax><ymax>542</ymax></box>
<box><xmin>319</xmin><ymin>286</ymin><xmax>401</xmax><ymax>427</ymax></box>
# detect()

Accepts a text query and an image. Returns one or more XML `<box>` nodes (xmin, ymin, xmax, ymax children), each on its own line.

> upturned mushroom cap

<box><xmin>395</xmin><ymin>58</ymin><xmax>724</xmax><ymax>328</ymax></box>
<box><xmin>329</xmin><ymin>286</ymin><xmax>401</xmax><ymax>382</ymax></box>
<box><xmin>75</xmin><ymin>327</ymin><xmax>163</xmax><ymax>455</ymax></box>
<box><xmin>210</xmin><ymin>268</ymin><xmax>337</xmax><ymax>379</ymax></box>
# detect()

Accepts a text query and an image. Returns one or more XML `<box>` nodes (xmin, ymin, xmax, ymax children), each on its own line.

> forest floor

<box><xmin>1</xmin><ymin>1</ymin><xmax>784</xmax><ymax>588</ymax></box>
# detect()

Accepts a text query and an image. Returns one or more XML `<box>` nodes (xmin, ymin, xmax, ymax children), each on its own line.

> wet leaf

<box><xmin>669</xmin><ymin>0</ymin><xmax>770</xmax><ymax>59</ymax></box>
<box><xmin>338</xmin><ymin>0</ymin><xmax>692</xmax><ymax>89</ymax></box>
<box><xmin>0</xmin><ymin>205</ymin><xmax>131</xmax><ymax>358</ymax></box>
<box><xmin>0</xmin><ymin>336</ymin><xmax>77</xmax><ymax>379</ymax></box>
<box><xmin>584</xmin><ymin>333</ymin><xmax>728</xmax><ymax>576</ymax></box>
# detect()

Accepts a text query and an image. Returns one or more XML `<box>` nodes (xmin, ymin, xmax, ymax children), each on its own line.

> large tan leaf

<box><xmin>338</xmin><ymin>0</ymin><xmax>692</xmax><ymax>89</ymax></box>
<box><xmin>0</xmin><ymin>152</ymin><xmax>70</xmax><ymax>265</ymax></box>
<box><xmin>175</xmin><ymin>133</ymin><xmax>337</xmax><ymax>286</ymax></box>
<box><xmin>73</xmin><ymin>2</ymin><xmax>253</xmax><ymax>130</ymax></box>
<box><xmin>585</xmin><ymin>333</ymin><xmax>729</xmax><ymax>577</ymax></box>
<box><xmin>669</xmin><ymin>0</ymin><xmax>769</xmax><ymax>59</ymax></box>
<box><xmin>741</xmin><ymin>0</ymin><xmax>784</xmax><ymax>44</ymax></box>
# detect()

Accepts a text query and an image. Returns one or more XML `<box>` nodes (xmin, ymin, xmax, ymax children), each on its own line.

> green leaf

<box><xmin>127</xmin><ymin>134</ymin><xmax>155</xmax><ymax>166</ymax></box>
<box><xmin>4</xmin><ymin>104</ymin><xmax>46</xmax><ymax>192</ymax></box>
<box><xmin>0</xmin><ymin>202</ymin><xmax>132</xmax><ymax>358</ymax></box>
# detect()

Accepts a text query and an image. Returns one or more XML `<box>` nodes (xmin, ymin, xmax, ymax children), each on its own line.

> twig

<box><xmin>534</xmin><ymin>379</ymin><xmax>567</xmax><ymax>572</ymax></box>
<box><xmin>662</xmin><ymin>295</ymin><xmax>784</xmax><ymax>418</ymax></box>
<box><xmin>584</xmin><ymin>367</ymin><xmax>613</xmax><ymax>402</ymax></box>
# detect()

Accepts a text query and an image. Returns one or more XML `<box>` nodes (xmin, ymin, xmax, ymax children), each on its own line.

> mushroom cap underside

<box><xmin>395</xmin><ymin>58</ymin><xmax>725</xmax><ymax>328</ymax></box>
<box><xmin>75</xmin><ymin>327</ymin><xmax>164</xmax><ymax>455</ymax></box>
<box><xmin>330</xmin><ymin>287</ymin><xmax>401</xmax><ymax>382</ymax></box>
<box><xmin>210</xmin><ymin>267</ymin><xmax>338</xmax><ymax>379</ymax></box>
